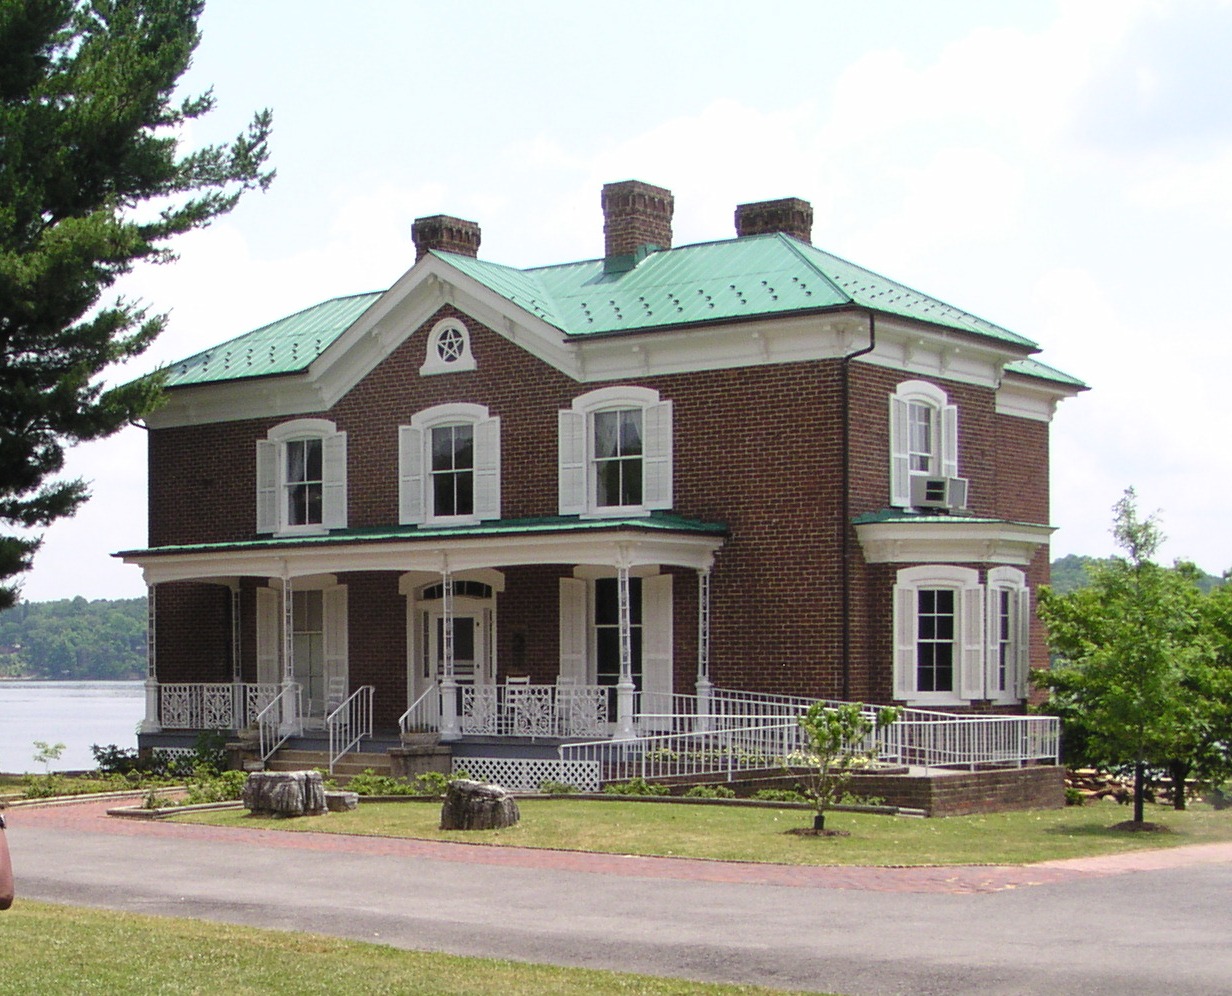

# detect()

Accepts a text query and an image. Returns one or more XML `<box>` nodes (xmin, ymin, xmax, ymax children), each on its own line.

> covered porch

<box><xmin>119</xmin><ymin>515</ymin><xmax>728</xmax><ymax>763</ymax></box>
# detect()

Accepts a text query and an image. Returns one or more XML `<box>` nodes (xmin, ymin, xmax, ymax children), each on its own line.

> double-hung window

<box><xmin>985</xmin><ymin>567</ymin><xmax>1030</xmax><ymax>703</ymax></box>
<box><xmin>893</xmin><ymin>565</ymin><xmax>1030</xmax><ymax>705</ymax></box>
<box><xmin>400</xmin><ymin>403</ymin><xmax>500</xmax><ymax>525</ymax></box>
<box><xmin>559</xmin><ymin>386</ymin><xmax>672</xmax><ymax>516</ymax></box>
<box><xmin>889</xmin><ymin>381</ymin><xmax>959</xmax><ymax>508</ymax></box>
<box><xmin>256</xmin><ymin>419</ymin><xmax>347</xmax><ymax>535</ymax></box>
<box><xmin>893</xmin><ymin>565</ymin><xmax>984</xmax><ymax>705</ymax></box>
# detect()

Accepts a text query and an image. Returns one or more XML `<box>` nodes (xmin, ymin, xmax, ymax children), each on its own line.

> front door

<box><xmin>428</xmin><ymin>607</ymin><xmax>489</xmax><ymax>685</ymax></box>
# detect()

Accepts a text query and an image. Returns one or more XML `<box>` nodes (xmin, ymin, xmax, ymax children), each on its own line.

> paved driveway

<box><xmin>6</xmin><ymin>799</ymin><xmax>1232</xmax><ymax>995</ymax></box>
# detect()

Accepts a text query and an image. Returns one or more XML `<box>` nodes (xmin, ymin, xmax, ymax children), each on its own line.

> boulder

<box><xmin>439</xmin><ymin>779</ymin><xmax>520</xmax><ymax>830</ymax></box>
<box><xmin>243</xmin><ymin>770</ymin><xmax>327</xmax><ymax>817</ymax></box>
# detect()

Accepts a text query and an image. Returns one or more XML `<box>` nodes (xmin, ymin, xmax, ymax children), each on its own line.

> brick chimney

<box><xmin>734</xmin><ymin>197</ymin><xmax>813</xmax><ymax>244</ymax></box>
<box><xmin>412</xmin><ymin>214</ymin><xmax>482</xmax><ymax>262</ymax></box>
<box><xmin>602</xmin><ymin>180</ymin><xmax>674</xmax><ymax>258</ymax></box>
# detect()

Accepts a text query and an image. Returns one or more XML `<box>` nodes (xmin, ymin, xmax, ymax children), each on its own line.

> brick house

<box><xmin>119</xmin><ymin>180</ymin><xmax>1083</xmax><ymax>775</ymax></box>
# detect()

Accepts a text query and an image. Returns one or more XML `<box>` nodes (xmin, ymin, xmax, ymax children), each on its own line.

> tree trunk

<box><xmin>1168</xmin><ymin>759</ymin><xmax>1189</xmax><ymax>810</ymax></box>
<box><xmin>1133</xmin><ymin>761</ymin><xmax>1146</xmax><ymax>823</ymax></box>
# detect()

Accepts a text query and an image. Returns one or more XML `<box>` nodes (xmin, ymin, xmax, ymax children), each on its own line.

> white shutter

<box><xmin>959</xmin><ymin>581</ymin><xmax>986</xmax><ymax>700</ymax></box>
<box><xmin>889</xmin><ymin>394</ymin><xmax>910</xmax><ymax>507</ymax></box>
<box><xmin>642</xmin><ymin>574</ymin><xmax>674</xmax><ymax>729</ymax></box>
<box><xmin>558</xmin><ymin>578</ymin><xmax>587</xmax><ymax>682</ymax></box>
<box><xmin>985</xmin><ymin>584</ymin><xmax>1002</xmax><ymax>698</ymax></box>
<box><xmin>473</xmin><ymin>415</ymin><xmax>501</xmax><ymax>520</ymax></box>
<box><xmin>256</xmin><ymin>587</ymin><xmax>280</xmax><ymax>685</ymax></box>
<box><xmin>642</xmin><ymin>400</ymin><xmax>673</xmax><ymax>510</ymax></box>
<box><xmin>255</xmin><ymin>440</ymin><xmax>277</xmax><ymax>534</ymax></box>
<box><xmin>322</xmin><ymin>431</ymin><xmax>348</xmax><ymax>529</ymax></box>
<box><xmin>558</xmin><ymin>409</ymin><xmax>587</xmax><ymax>515</ymax></box>
<box><xmin>892</xmin><ymin>583</ymin><xmax>916</xmax><ymax>700</ymax></box>
<box><xmin>942</xmin><ymin>403</ymin><xmax>959</xmax><ymax>479</ymax></box>
<box><xmin>1015</xmin><ymin>586</ymin><xmax>1032</xmax><ymax>699</ymax></box>
<box><xmin>323</xmin><ymin>585</ymin><xmax>349</xmax><ymax>700</ymax></box>
<box><xmin>398</xmin><ymin>425</ymin><xmax>425</xmax><ymax>525</ymax></box>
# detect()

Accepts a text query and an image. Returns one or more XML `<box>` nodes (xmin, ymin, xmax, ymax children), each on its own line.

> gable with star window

<box><xmin>420</xmin><ymin>317</ymin><xmax>476</xmax><ymax>375</ymax></box>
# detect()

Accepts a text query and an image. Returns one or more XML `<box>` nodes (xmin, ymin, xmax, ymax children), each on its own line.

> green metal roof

<box><xmin>1004</xmin><ymin>357</ymin><xmax>1088</xmax><ymax>389</ymax></box>
<box><xmin>158</xmin><ymin>232</ymin><xmax>1082</xmax><ymax>390</ymax></box>
<box><xmin>161</xmin><ymin>292</ymin><xmax>381</xmax><ymax>388</ymax></box>
<box><xmin>442</xmin><ymin>232</ymin><xmax>1037</xmax><ymax>347</ymax></box>
<box><xmin>851</xmin><ymin>509</ymin><xmax>1050</xmax><ymax>528</ymax></box>
<box><xmin>118</xmin><ymin>513</ymin><xmax>729</xmax><ymax>558</ymax></box>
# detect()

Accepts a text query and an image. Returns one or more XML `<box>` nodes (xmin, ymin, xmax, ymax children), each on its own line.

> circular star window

<box><xmin>421</xmin><ymin>318</ymin><xmax>476</xmax><ymax>375</ymax></box>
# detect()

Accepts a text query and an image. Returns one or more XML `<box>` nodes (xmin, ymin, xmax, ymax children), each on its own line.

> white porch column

<box><xmin>695</xmin><ymin>568</ymin><xmax>712</xmax><ymax>732</ymax></box>
<box><xmin>614</xmin><ymin>564</ymin><xmax>636</xmax><ymax>740</ymax></box>
<box><xmin>279</xmin><ymin>574</ymin><xmax>298</xmax><ymax>735</ymax></box>
<box><xmin>139</xmin><ymin>583</ymin><xmax>161</xmax><ymax>733</ymax></box>
<box><xmin>439</xmin><ymin>569</ymin><xmax>459</xmax><ymax>741</ymax></box>
<box><xmin>229</xmin><ymin>584</ymin><xmax>242</xmax><ymax>729</ymax></box>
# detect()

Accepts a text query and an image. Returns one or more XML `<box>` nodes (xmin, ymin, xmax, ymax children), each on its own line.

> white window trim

<box><xmin>889</xmin><ymin>380</ymin><xmax>958</xmax><ymax>508</ymax></box>
<box><xmin>256</xmin><ymin>418</ymin><xmax>347</xmax><ymax>536</ymax></box>
<box><xmin>893</xmin><ymin>565</ymin><xmax>983</xmax><ymax>706</ymax></box>
<box><xmin>419</xmin><ymin>317</ymin><xmax>476</xmax><ymax>376</ymax></box>
<box><xmin>986</xmin><ymin>566</ymin><xmax>1030</xmax><ymax>704</ymax></box>
<box><xmin>558</xmin><ymin>385</ymin><xmax>673</xmax><ymax>517</ymax></box>
<box><xmin>399</xmin><ymin>403</ymin><xmax>500</xmax><ymax>526</ymax></box>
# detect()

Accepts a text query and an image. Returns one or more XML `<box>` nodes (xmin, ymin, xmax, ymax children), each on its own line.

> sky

<box><xmin>17</xmin><ymin>0</ymin><xmax>1232</xmax><ymax>601</ymax></box>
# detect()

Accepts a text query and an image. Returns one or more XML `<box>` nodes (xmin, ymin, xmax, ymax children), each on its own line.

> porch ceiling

<box><xmin>118</xmin><ymin>514</ymin><xmax>728</xmax><ymax>585</ymax></box>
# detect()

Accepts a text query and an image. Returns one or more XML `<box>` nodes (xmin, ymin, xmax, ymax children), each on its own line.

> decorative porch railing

<box><xmin>257</xmin><ymin>684</ymin><xmax>303</xmax><ymax>761</ymax></box>
<box><xmin>327</xmin><ymin>685</ymin><xmax>375</xmax><ymax>773</ymax></box>
<box><xmin>159</xmin><ymin>682</ymin><xmax>281</xmax><ymax>730</ymax></box>
<box><xmin>458</xmin><ymin>683</ymin><xmax>611</xmax><ymax>738</ymax></box>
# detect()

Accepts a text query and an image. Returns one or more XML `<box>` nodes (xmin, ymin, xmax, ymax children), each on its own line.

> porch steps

<box><xmin>266</xmin><ymin>748</ymin><xmax>392</xmax><ymax>782</ymax></box>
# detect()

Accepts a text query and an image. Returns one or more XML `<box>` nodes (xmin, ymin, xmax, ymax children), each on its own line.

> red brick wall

<box><xmin>147</xmin><ymin>306</ymin><xmax>1054</xmax><ymax>712</ymax></box>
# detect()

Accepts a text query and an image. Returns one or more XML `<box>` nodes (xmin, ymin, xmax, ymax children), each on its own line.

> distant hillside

<box><xmin>1050</xmin><ymin>554</ymin><xmax>1225</xmax><ymax>595</ymax></box>
<box><xmin>0</xmin><ymin>596</ymin><xmax>146</xmax><ymax>680</ymax></box>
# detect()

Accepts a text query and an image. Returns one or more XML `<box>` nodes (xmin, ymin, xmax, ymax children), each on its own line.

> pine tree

<box><xmin>0</xmin><ymin>0</ymin><xmax>273</xmax><ymax>605</ymax></box>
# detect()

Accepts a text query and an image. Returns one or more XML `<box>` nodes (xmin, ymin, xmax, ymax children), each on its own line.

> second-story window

<box><xmin>430</xmin><ymin>423</ymin><xmax>475</xmax><ymax>517</ymax></box>
<box><xmin>285</xmin><ymin>438</ymin><xmax>323</xmax><ymax>526</ymax></box>
<box><xmin>559</xmin><ymin>386</ymin><xmax>672</xmax><ymax>517</ymax></box>
<box><xmin>400</xmin><ymin>403</ymin><xmax>500</xmax><ymax>526</ymax></box>
<box><xmin>256</xmin><ymin>419</ymin><xmax>347</xmax><ymax>535</ymax></box>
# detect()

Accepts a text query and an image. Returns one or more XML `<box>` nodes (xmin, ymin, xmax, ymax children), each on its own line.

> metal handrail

<box><xmin>399</xmin><ymin>682</ymin><xmax>440</xmax><ymax>735</ymax></box>
<box><xmin>256</xmin><ymin>683</ymin><xmax>302</xmax><ymax>761</ymax></box>
<box><xmin>327</xmin><ymin>685</ymin><xmax>375</xmax><ymax>774</ymax></box>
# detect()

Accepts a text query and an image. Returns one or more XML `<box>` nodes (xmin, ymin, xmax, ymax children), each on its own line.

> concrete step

<box><xmin>266</xmin><ymin>749</ymin><xmax>392</xmax><ymax>781</ymax></box>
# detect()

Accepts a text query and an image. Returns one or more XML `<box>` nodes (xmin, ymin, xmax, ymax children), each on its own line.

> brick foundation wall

<box><xmin>740</xmin><ymin>765</ymin><xmax>1064</xmax><ymax>817</ymax></box>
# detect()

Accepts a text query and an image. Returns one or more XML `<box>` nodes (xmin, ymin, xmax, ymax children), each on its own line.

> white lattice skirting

<box><xmin>452</xmin><ymin>756</ymin><xmax>601</xmax><ymax>792</ymax></box>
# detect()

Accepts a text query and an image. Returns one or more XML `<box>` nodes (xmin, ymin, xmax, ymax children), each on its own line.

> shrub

<box><xmin>346</xmin><ymin>769</ymin><xmax>455</xmax><ymax>797</ymax></box>
<box><xmin>602</xmin><ymin>776</ymin><xmax>669</xmax><ymax>797</ymax></box>
<box><xmin>539</xmin><ymin>780</ymin><xmax>578</xmax><ymax>795</ymax></box>
<box><xmin>181</xmin><ymin>769</ymin><xmax>247</xmax><ymax>806</ymax></box>
<box><xmin>1065</xmin><ymin>787</ymin><xmax>1085</xmax><ymax>807</ymax></box>
<box><xmin>683</xmin><ymin>784</ymin><xmax>736</xmax><ymax>799</ymax></box>
<box><xmin>751</xmin><ymin>788</ymin><xmax>808</xmax><ymax>803</ymax></box>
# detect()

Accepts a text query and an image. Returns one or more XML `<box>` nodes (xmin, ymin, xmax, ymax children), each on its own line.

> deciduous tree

<box><xmin>1036</xmin><ymin>489</ymin><xmax>1218</xmax><ymax>821</ymax></box>
<box><xmin>0</xmin><ymin>0</ymin><xmax>273</xmax><ymax>605</ymax></box>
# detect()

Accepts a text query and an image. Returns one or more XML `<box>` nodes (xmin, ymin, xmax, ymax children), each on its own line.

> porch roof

<box><xmin>852</xmin><ymin>509</ymin><xmax>1054</xmax><ymax>566</ymax></box>
<box><xmin>117</xmin><ymin>513</ymin><xmax>729</xmax><ymax>585</ymax></box>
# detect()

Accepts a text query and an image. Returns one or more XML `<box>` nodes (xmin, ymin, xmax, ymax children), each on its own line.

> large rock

<box><xmin>243</xmin><ymin>770</ymin><xmax>327</xmax><ymax>817</ymax></box>
<box><xmin>439</xmin><ymin>779</ymin><xmax>520</xmax><ymax>830</ymax></box>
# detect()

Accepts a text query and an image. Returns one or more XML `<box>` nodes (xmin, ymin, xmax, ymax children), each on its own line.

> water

<box><xmin>0</xmin><ymin>680</ymin><xmax>145</xmax><ymax>773</ymax></box>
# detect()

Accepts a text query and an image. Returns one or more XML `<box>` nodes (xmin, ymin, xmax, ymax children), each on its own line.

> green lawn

<box><xmin>171</xmin><ymin>796</ymin><xmax>1232</xmax><ymax>866</ymax></box>
<box><xmin>1</xmin><ymin>900</ymin><xmax>817</xmax><ymax>995</ymax></box>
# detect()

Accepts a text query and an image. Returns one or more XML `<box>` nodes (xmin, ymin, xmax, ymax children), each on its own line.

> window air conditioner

<box><xmin>910</xmin><ymin>475</ymin><xmax>969</xmax><ymax>511</ymax></box>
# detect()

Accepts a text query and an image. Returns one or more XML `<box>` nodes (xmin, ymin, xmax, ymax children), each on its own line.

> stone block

<box><xmin>243</xmin><ymin>770</ymin><xmax>327</xmax><ymax>817</ymax></box>
<box><xmin>326</xmin><ymin>790</ymin><xmax>359</xmax><ymax>812</ymax></box>
<box><xmin>439</xmin><ymin>779</ymin><xmax>519</xmax><ymax>830</ymax></box>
